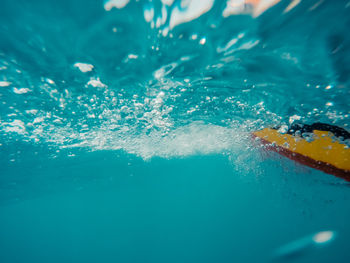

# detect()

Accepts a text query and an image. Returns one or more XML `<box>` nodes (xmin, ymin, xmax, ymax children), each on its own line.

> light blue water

<box><xmin>0</xmin><ymin>0</ymin><xmax>350</xmax><ymax>262</ymax></box>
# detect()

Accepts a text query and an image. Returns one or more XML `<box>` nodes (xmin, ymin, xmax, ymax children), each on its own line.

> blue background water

<box><xmin>0</xmin><ymin>0</ymin><xmax>350</xmax><ymax>262</ymax></box>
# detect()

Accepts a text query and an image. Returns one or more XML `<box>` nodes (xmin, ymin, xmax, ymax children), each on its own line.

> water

<box><xmin>0</xmin><ymin>0</ymin><xmax>349</xmax><ymax>262</ymax></box>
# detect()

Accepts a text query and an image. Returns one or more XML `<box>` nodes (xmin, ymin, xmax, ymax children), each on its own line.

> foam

<box><xmin>0</xmin><ymin>81</ymin><xmax>11</xmax><ymax>87</ymax></box>
<box><xmin>104</xmin><ymin>0</ymin><xmax>130</xmax><ymax>11</ymax></box>
<box><xmin>74</xmin><ymin>63</ymin><xmax>94</xmax><ymax>73</ymax></box>
<box><xmin>87</xmin><ymin>77</ymin><xmax>107</xmax><ymax>88</ymax></box>
<box><xmin>13</xmin><ymin>87</ymin><xmax>30</xmax><ymax>94</ymax></box>
<box><xmin>64</xmin><ymin>122</ymin><xmax>248</xmax><ymax>160</ymax></box>
<box><xmin>3</xmin><ymin>120</ymin><xmax>26</xmax><ymax>134</ymax></box>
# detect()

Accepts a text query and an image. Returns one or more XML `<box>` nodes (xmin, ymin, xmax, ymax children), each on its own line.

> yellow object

<box><xmin>253</xmin><ymin>128</ymin><xmax>350</xmax><ymax>172</ymax></box>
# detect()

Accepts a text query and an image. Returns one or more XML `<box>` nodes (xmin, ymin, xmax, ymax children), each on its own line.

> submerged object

<box><xmin>273</xmin><ymin>230</ymin><xmax>336</xmax><ymax>260</ymax></box>
<box><xmin>253</xmin><ymin>123</ymin><xmax>350</xmax><ymax>181</ymax></box>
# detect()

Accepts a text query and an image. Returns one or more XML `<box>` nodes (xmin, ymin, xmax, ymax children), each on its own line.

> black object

<box><xmin>287</xmin><ymin>122</ymin><xmax>350</xmax><ymax>140</ymax></box>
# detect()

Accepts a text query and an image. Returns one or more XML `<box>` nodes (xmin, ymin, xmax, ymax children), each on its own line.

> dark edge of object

<box><xmin>285</xmin><ymin>122</ymin><xmax>350</xmax><ymax>140</ymax></box>
<box><xmin>252</xmin><ymin>134</ymin><xmax>350</xmax><ymax>182</ymax></box>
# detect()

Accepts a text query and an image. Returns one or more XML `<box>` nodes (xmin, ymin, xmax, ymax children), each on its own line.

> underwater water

<box><xmin>0</xmin><ymin>0</ymin><xmax>350</xmax><ymax>262</ymax></box>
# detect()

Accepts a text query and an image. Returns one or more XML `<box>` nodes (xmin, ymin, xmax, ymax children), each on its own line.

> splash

<box><xmin>0</xmin><ymin>0</ymin><xmax>349</xmax><ymax>162</ymax></box>
<box><xmin>64</xmin><ymin>122</ymin><xmax>248</xmax><ymax>160</ymax></box>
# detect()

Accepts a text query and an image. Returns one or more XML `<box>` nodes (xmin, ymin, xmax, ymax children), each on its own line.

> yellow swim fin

<box><xmin>253</xmin><ymin>123</ymin><xmax>350</xmax><ymax>181</ymax></box>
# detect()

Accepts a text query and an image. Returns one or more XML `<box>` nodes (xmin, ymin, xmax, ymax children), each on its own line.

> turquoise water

<box><xmin>0</xmin><ymin>0</ymin><xmax>350</xmax><ymax>262</ymax></box>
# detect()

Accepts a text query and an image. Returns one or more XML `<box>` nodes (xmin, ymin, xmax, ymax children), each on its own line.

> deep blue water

<box><xmin>0</xmin><ymin>0</ymin><xmax>350</xmax><ymax>262</ymax></box>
